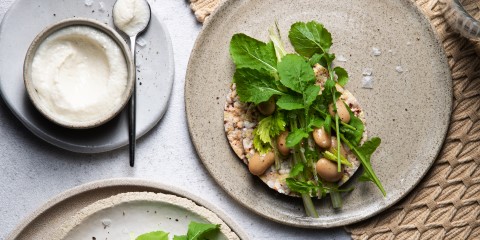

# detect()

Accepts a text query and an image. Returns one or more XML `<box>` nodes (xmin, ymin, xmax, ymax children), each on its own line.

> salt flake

<box><xmin>101</xmin><ymin>219</ymin><xmax>112</xmax><ymax>228</ymax></box>
<box><xmin>362</xmin><ymin>76</ymin><xmax>374</xmax><ymax>89</ymax></box>
<box><xmin>337</xmin><ymin>54</ymin><xmax>347</xmax><ymax>62</ymax></box>
<box><xmin>99</xmin><ymin>1</ymin><xmax>105</xmax><ymax>12</ymax></box>
<box><xmin>395</xmin><ymin>66</ymin><xmax>404</xmax><ymax>73</ymax></box>
<box><xmin>362</xmin><ymin>68</ymin><xmax>373</xmax><ymax>76</ymax></box>
<box><xmin>84</xmin><ymin>0</ymin><xmax>94</xmax><ymax>7</ymax></box>
<box><xmin>372</xmin><ymin>47</ymin><xmax>381</xmax><ymax>56</ymax></box>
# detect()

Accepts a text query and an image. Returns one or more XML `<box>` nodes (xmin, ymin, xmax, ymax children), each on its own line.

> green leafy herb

<box><xmin>290</xmin><ymin>162</ymin><xmax>305</xmax><ymax>177</ymax></box>
<box><xmin>286</xmin><ymin>178</ymin><xmax>319</xmax><ymax>195</ymax></box>
<box><xmin>307</xmin><ymin>116</ymin><xmax>324</xmax><ymax>130</ymax></box>
<box><xmin>173</xmin><ymin>222</ymin><xmax>220</xmax><ymax>240</ymax></box>
<box><xmin>277</xmin><ymin>54</ymin><xmax>316</xmax><ymax>94</ymax></box>
<box><xmin>252</xmin><ymin>111</ymin><xmax>286</xmax><ymax>153</ymax></box>
<box><xmin>136</xmin><ymin>222</ymin><xmax>220</xmax><ymax>240</ymax></box>
<box><xmin>288</xmin><ymin>21</ymin><xmax>332</xmax><ymax>58</ymax></box>
<box><xmin>308</xmin><ymin>53</ymin><xmax>326</xmax><ymax>67</ymax></box>
<box><xmin>229</xmin><ymin>33</ymin><xmax>277</xmax><ymax>73</ymax></box>
<box><xmin>253</xmin><ymin>130</ymin><xmax>272</xmax><ymax>154</ymax></box>
<box><xmin>304</xmin><ymin>85</ymin><xmax>321</xmax><ymax>108</ymax></box>
<box><xmin>286</xmin><ymin>129</ymin><xmax>309</xmax><ymax>148</ymax></box>
<box><xmin>136</xmin><ymin>231</ymin><xmax>169</xmax><ymax>240</ymax></box>
<box><xmin>233</xmin><ymin>68</ymin><xmax>283</xmax><ymax>104</ymax></box>
<box><xmin>334</xmin><ymin>66</ymin><xmax>349</xmax><ymax>87</ymax></box>
<box><xmin>269</xmin><ymin>22</ymin><xmax>287</xmax><ymax>62</ymax></box>
<box><xmin>256</xmin><ymin>112</ymin><xmax>286</xmax><ymax>144</ymax></box>
<box><xmin>286</xmin><ymin>178</ymin><xmax>353</xmax><ymax>198</ymax></box>
<box><xmin>341</xmin><ymin>115</ymin><xmax>364</xmax><ymax>146</ymax></box>
<box><xmin>277</xmin><ymin>94</ymin><xmax>304</xmax><ymax>110</ymax></box>
<box><xmin>341</xmin><ymin>136</ymin><xmax>386</xmax><ymax>196</ymax></box>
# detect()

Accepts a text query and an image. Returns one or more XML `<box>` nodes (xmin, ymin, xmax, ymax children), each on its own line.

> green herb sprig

<box><xmin>135</xmin><ymin>221</ymin><xmax>220</xmax><ymax>240</ymax></box>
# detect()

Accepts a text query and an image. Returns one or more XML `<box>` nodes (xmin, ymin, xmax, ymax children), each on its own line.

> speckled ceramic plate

<box><xmin>6</xmin><ymin>179</ymin><xmax>248</xmax><ymax>240</ymax></box>
<box><xmin>0</xmin><ymin>0</ymin><xmax>174</xmax><ymax>153</ymax></box>
<box><xmin>185</xmin><ymin>0</ymin><xmax>452</xmax><ymax>228</ymax></box>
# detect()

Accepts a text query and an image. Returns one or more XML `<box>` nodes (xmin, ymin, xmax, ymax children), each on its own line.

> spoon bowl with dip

<box><xmin>113</xmin><ymin>0</ymin><xmax>151</xmax><ymax>167</ymax></box>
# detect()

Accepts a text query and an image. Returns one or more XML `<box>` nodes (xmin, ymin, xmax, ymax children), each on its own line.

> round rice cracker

<box><xmin>224</xmin><ymin>64</ymin><xmax>367</xmax><ymax>196</ymax></box>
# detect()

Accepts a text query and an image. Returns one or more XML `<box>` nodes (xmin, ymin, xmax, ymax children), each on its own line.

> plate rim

<box><xmin>6</xmin><ymin>178</ymin><xmax>250</xmax><ymax>240</ymax></box>
<box><xmin>0</xmin><ymin>0</ymin><xmax>175</xmax><ymax>154</ymax></box>
<box><xmin>184</xmin><ymin>0</ymin><xmax>453</xmax><ymax>228</ymax></box>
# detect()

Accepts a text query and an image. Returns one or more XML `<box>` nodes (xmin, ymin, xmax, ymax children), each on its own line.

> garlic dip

<box><xmin>31</xmin><ymin>25</ymin><xmax>128</xmax><ymax>124</ymax></box>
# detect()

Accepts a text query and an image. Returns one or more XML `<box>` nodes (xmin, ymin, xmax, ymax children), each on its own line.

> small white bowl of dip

<box><xmin>24</xmin><ymin>18</ymin><xmax>135</xmax><ymax>129</ymax></box>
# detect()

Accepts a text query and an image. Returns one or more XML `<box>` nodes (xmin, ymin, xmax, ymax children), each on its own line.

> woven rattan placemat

<box><xmin>188</xmin><ymin>0</ymin><xmax>480</xmax><ymax>238</ymax></box>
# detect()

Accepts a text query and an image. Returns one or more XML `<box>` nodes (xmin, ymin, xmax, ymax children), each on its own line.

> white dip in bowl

<box><xmin>24</xmin><ymin>19</ymin><xmax>134</xmax><ymax>129</ymax></box>
<box><xmin>113</xmin><ymin>0</ymin><xmax>151</xmax><ymax>36</ymax></box>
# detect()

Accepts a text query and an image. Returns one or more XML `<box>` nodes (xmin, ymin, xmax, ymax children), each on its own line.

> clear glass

<box><xmin>444</xmin><ymin>0</ymin><xmax>480</xmax><ymax>39</ymax></box>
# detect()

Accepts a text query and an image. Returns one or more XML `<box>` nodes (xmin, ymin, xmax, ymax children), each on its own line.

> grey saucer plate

<box><xmin>0</xmin><ymin>0</ymin><xmax>174</xmax><ymax>153</ymax></box>
<box><xmin>185</xmin><ymin>0</ymin><xmax>452</xmax><ymax>228</ymax></box>
<box><xmin>6</xmin><ymin>179</ymin><xmax>249</xmax><ymax>240</ymax></box>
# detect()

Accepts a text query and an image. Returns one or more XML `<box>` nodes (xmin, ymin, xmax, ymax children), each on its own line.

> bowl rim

<box><xmin>23</xmin><ymin>17</ymin><xmax>135</xmax><ymax>129</ymax></box>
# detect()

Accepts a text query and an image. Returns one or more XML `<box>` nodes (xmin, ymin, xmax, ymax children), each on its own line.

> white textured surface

<box><xmin>0</xmin><ymin>0</ymin><xmax>348</xmax><ymax>239</ymax></box>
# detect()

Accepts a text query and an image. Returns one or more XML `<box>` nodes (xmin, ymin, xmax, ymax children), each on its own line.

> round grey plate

<box><xmin>6</xmin><ymin>179</ymin><xmax>249</xmax><ymax>240</ymax></box>
<box><xmin>0</xmin><ymin>0</ymin><xmax>174</xmax><ymax>153</ymax></box>
<box><xmin>185</xmin><ymin>0</ymin><xmax>452</xmax><ymax>228</ymax></box>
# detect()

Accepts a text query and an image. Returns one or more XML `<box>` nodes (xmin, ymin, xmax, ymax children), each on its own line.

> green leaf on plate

<box><xmin>230</xmin><ymin>33</ymin><xmax>277</xmax><ymax>72</ymax></box>
<box><xmin>136</xmin><ymin>231</ymin><xmax>169</xmax><ymax>240</ymax></box>
<box><xmin>288</xmin><ymin>21</ymin><xmax>333</xmax><ymax>58</ymax></box>
<box><xmin>233</xmin><ymin>68</ymin><xmax>283</xmax><ymax>104</ymax></box>
<box><xmin>278</xmin><ymin>54</ymin><xmax>316</xmax><ymax>93</ymax></box>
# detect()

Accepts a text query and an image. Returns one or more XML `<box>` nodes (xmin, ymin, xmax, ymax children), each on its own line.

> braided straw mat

<box><xmin>189</xmin><ymin>0</ymin><xmax>480</xmax><ymax>239</ymax></box>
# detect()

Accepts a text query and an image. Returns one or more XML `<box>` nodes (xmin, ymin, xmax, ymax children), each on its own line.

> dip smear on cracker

<box><xmin>224</xmin><ymin>21</ymin><xmax>386</xmax><ymax>217</ymax></box>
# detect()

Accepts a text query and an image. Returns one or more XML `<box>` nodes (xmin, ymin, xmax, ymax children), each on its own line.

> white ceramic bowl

<box><xmin>24</xmin><ymin>18</ymin><xmax>134</xmax><ymax>129</ymax></box>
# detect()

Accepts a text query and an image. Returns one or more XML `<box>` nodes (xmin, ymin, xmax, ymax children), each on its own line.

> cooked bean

<box><xmin>315</xmin><ymin>158</ymin><xmax>343</xmax><ymax>182</ymax></box>
<box><xmin>277</xmin><ymin>131</ymin><xmax>290</xmax><ymax>156</ymax></box>
<box><xmin>257</xmin><ymin>97</ymin><xmax>276</xmax><ymax>116</ymax></box>
<box><xmin>248</xmin><ymin>152</ymin><xmax>275</xmax><ymax>176</ymax></box>
<box><xmin>330</xmin><ymin>136</ymin><xmax>347</xmax><ymax>157</ymax></box>
<box><xmin>328</xmin><ymin>99</ymin><xmax>351</xmax><ymax>123</ymax></box>
<box><xmin>313</xmin><ymin>127</ymin><xmax>331</xmax><ymax>149</ymax></box>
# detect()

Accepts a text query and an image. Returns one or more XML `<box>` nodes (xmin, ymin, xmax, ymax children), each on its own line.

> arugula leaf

<box><xmin>229</xmin><ymin>33</ymin><xmax>277</xmax><ymax>72</ymax></box>
<box><xmin>323</xmin><ymin>52</ymin><xmax>336</xmax><ymax>65</ymax></box>
<box><xmin>276</xmin><ymin>94</ymin><xmax>304</xmax><ymax>110</ymax></box>
<box><xmin>288</xmin><ymin>21</ymin><xmax>332</xmax><ymax>58</ymax></box>
<box><xmin>323</xmin><ymin>114</ymin><xmax>332</xmax><ymax>136</ymax></box>
<box><xmin>341</xmin><ymin>115</ymin><xmax>364</xmax><ymax>146</ymax></box>
<box><xmin>277</xmin><ymin>54</ymin><xmax>316</xmax><ymax>94</ymax></box>
<box><xmin>286</xmin><ymin>129</ymin><xmax>309</xmax><ymax>147</ymax></box>
<box><xmin>307</xmin><ymin>116</ymin><xmax>324</xmax><ymax>130</ymax></box>
<box><xmin>341</xmin><ymin>103</ymin><xmax>364</xmax><ymax>145</ymax></box>
<box><xmin>304</xmin><ymin>85</ymin><xmax>321</xmax><ymax>108</ymax></box>
<box><xmin>286</xmin><ymin>178</ymin><xmax>318</xmax><ymax>195</ymax></box>
<box><xmin>290</xmin><ymin>162</ymin><xmax>305</xmax><ymax>177</ymax></box>
<box><xmin>334</xmin><ymin>66</ymin><xmax>349</xmax><ymax>87</ymax></box>
<box><xmin>308</xmin><ymin>53</ymin><xmax>325</xmax><ymax>67</ymax></box>
<box><xmin>341</xmin><ymin>136</ymin><xmax>385</xmax><ymax>196</ymax></box>
<box><xmin>358</xmin><ymin>138</ymin><xmax>381</xmax><ymax>164</ymax></box>
<box><xmin>287</xmin><ymin>178</ymin><xmax>354</xmax><ymax>197</ymax></box>
<box><xmin>174</xmin><ymin>222</ymin><xmax>220</xmax><ymax>240</ymax></box>
<box><xmin>136</xmin><ymin>231</ymin><xmax>169</xmax><ymax>240</ymax></box>
<box><xmin>233</xmin><ymin>68</ymin><xmax>283</xmax><ymax>104</ymax></box>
